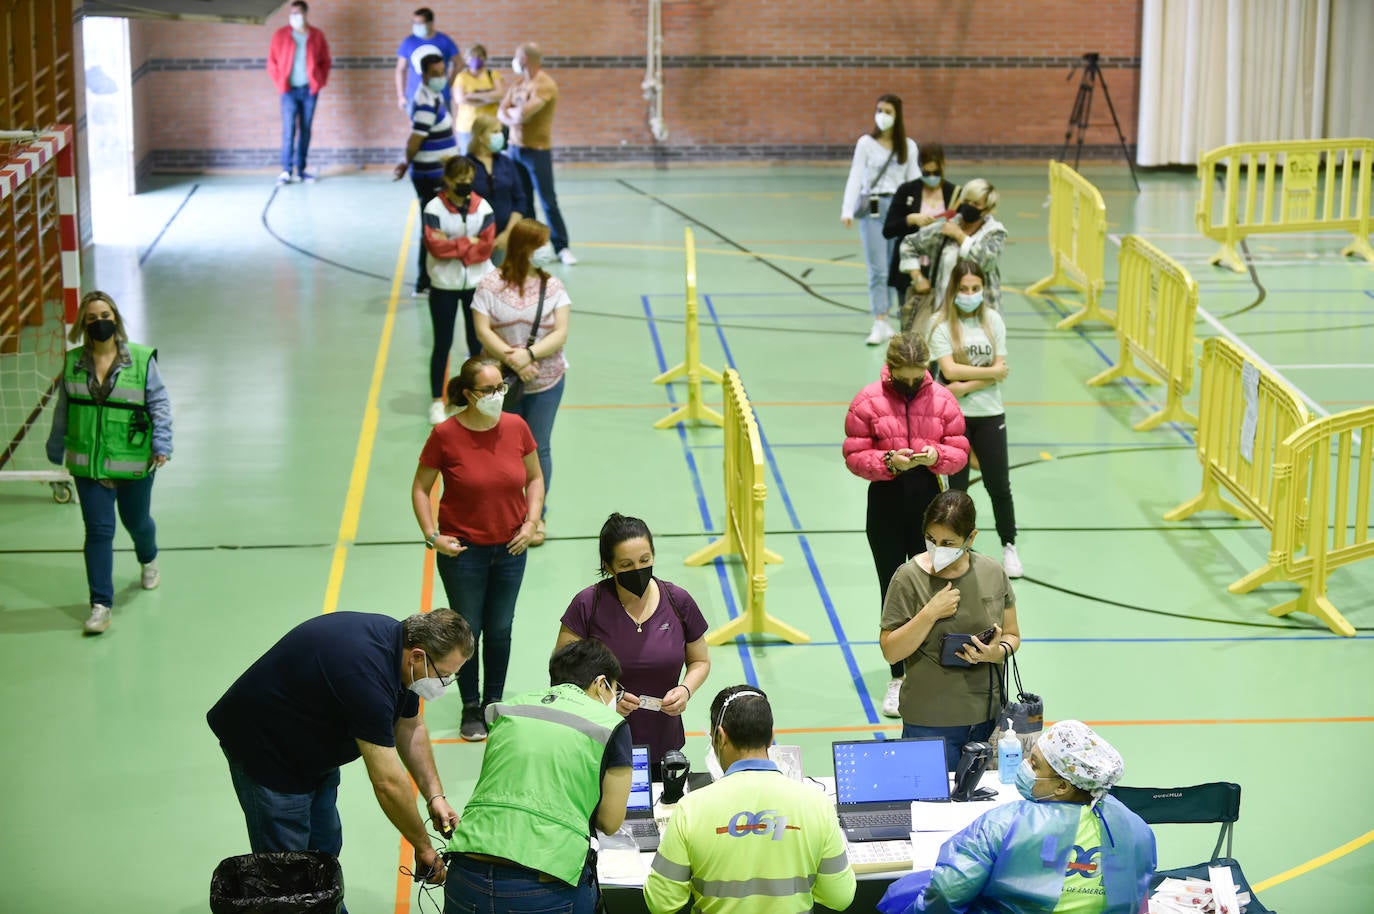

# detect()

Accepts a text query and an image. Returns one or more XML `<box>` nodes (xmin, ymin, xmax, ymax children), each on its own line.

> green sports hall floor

<box><xmin>0</xmin><ymin>162</ymin><xmax>1370</xmax><ymax>913</ymax></box>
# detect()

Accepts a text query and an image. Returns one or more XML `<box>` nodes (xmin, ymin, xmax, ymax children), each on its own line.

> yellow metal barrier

<box><xmin>1251</xmin><ymin>407</ymin><xmax>1374</xmax><ymax>637</ymax></box>
<box><xmin>685</xmin><ymin>369</ymin><xmax>807</xmax><ymax>645</ymax></box>
<box><xmin>1196</xmin><ymin>138</ymin><xmax>1374</xmax><ymax>273</ymax></box>
<box><xmin>1165</xmin><ymin>337</ymin><xmax>1310</xmax><ymax>591</ymax></box>
<box><xmin>1025</xmin><ymin>160</ymin><xmax>1113</xmax><ymax>329</ymax></box>
<box><xmin>1087</xmin><ymin>235</ymin><xmax>1198</xmax><ymax>431</ymax></box>
<box><xmin>653</xmin><ymin>227</ymin><xmax>723</xmax><ymax>429</ymax></box>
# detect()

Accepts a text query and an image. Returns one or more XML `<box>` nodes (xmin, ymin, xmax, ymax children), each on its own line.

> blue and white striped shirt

<box><xmin>409</xmin><ymin>84</ymin><xmax>458</xmax><ymax>180</ymax></box>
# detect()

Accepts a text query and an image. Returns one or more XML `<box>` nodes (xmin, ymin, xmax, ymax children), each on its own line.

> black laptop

<box><xmin>832</xmin><ymin>737</ymin><xmax>950</xmax><ymax>842</ymax></box>
<box><xmin>622</xmin><ymin>745</ymin><xmax>660</xmax><ymax>851</ymax></box>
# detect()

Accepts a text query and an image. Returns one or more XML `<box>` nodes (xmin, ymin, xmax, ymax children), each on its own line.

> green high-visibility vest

<box><xmin>62</xmin><ymin>343</ymin><xmax>156</xmax><ymax>480</ymax></box>
<box><xmin>447</xmin><ymin>683</ymin><xmax>624</xmax><ymax>886</ymax></box>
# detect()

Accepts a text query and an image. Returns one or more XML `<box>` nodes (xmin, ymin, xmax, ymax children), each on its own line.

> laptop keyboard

<box><xmin>626</xmin><ymin>819</ymin><xmax>659</xmax><ymax>839</ymax></box>
<box><xmin>840</xmin><ymin>810</ymin><xmax>912</xmax><ymax>830</ymax></box>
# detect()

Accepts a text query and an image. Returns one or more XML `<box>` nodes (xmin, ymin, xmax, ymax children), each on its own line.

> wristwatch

<box><xmin>425</xmin><ymin>532</ymin><xmax>438</xmax><ymax>550</ymax></box>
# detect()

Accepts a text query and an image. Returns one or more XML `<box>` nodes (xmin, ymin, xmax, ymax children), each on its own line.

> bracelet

<box><xmin>526</xmin><ymin>346</ymin><xmax>537</xmax><ymax>362</ymax></box>
<box><xmin>677</xmin><ymin>683</ymin><xmax>692</xmax><ymax>698</ymax></box>
<box><xmin>427</xmin><ymin>793</ymin><xmax>445</xmax><ymax>803</ymax></box>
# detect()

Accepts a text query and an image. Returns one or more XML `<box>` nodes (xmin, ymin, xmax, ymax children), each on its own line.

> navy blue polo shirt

<box><xmin>208</xmin><ymin>612</ymin><xmax>420</xmax><ymax>793</ymax></box>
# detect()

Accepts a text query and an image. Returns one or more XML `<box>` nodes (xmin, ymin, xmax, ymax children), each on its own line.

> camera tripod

<box><xmin>1061</xmin><ymin>52</ymin><xmax>1139</xmax><ymax>191</ymax></box>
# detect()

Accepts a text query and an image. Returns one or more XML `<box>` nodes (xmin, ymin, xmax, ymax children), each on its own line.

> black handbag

<box><xmin>501</xmin><ymin>274</ymin><xmax>547</xmax><ymax>409</ymax></box>
<box><xmin>989</xmin><ymin>650</ymin><xmax>1043</xmax><ymax>767</ymax></box>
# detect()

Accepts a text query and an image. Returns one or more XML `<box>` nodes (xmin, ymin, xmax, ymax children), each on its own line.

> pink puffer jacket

<box><xmin>843</xmin><ymin>365</ymin><xmax>969</xmax><ymax>481</ymax></box>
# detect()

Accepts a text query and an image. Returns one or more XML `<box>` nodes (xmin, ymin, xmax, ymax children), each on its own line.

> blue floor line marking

<box><xmin>1033</xmin><ymin>294</ymin><xmax>1196</xmax><ymax>446</ymax></box>
<box><xmin>703</xmin><ymin>293</ymin><xmax>881</xmax><ymax>725</ymax></box>
<box><xmin>745</xmin><ymin>634</ymin><xmax>1372</xmax><ymax>646</ymax></box>
<box><xmin>642</xmin><ymin>295</ymin><xmax>758</xmax><ymax>687</ymax></box>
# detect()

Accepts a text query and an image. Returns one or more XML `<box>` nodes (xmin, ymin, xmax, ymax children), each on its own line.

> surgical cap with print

<box><xmin>1039</xmin><ymin>720</ymin><xmax>1124</xmax><ymax>803</ymax></box>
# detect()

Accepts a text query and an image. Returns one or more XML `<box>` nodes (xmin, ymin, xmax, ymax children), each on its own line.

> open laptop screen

<box><xmin>628</xmin><ymin>745</ymin><xmax>652</xmax><ymax>811</ymax></box>
<box><xmin>833</xmin><ymin>737</ymin><xmax>949</xmax><ymax>804</ymax></box>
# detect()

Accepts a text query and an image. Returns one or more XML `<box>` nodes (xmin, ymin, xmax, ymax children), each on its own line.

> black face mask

<box><xmin>891</xmin><ymin>376</ymin><xmax>923</xmax><ymax>398</ymax></box>
<box><xmin>449</xmin><ymin>182</ymin><xmax>472</xmax><ymax>198</ymax></box>
<box><xmin>615</xmin><ymin>565</ymin><xmax>654</xmax><ymax>598</ymax></box>
<box><xmin>87</xmin><ymin>319</ymin><xmax>117</xmax><ymax>342</ymax></box>
<box><xmin>958</xmin><ymin>202</ymin><xmax>983</xmax><ymax>223</ymax></box>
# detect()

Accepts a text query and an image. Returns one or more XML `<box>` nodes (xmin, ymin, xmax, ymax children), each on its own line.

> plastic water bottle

<box><xmin>998</xmin><ymin>718</ymin><xmax>1021</xmax><ymax>784</ymax></box>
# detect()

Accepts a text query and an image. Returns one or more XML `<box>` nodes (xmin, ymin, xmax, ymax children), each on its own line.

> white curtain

<box><xmin>1136</xmin><ymin>0</ymin><xmax>1350</xmax><ymax>166</ymax></box>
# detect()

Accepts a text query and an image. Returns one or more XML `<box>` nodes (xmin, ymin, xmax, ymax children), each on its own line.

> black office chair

<box><xmin>1110</xmin><ymin>782</ymin><xmax>1274</xmax><ymax>913</ymax></box>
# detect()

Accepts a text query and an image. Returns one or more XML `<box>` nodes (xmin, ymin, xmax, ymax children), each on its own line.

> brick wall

<box><xmin>131</xmin><ymin>0</ymin><xmax>1142</xmax><ymax>171</ymax></box>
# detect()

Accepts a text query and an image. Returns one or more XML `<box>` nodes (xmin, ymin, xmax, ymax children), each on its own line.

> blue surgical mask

<box><xmin>412</xmin><ymin>23</ymin><xmax>429</xmax><ymax>39</ymax></box>
<box><xmin>921</xmin><ymin>174</ymin><xmax>942</xmax><ymax>188</ymax></box>
<box><xmin>1016</xmin><ymin>759</ymin><xmax>1057</xmax><ymax>801</ymax></box>
<box><xmin>488</xmin><ymin>133</ymin><xmax>506</xmax><ymax>153</ymax></box>
<box><xmin>426</xmin><ymin>76</ymin><xmax>448</xmax><ymax>93</ymax></box>
<box><xmin>955</xmin><ymin>291</ymin><xmax>983</xmax><ymax>313</ymax></box>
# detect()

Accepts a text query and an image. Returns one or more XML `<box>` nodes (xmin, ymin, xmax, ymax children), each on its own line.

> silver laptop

<box><xmin>623</xmin><ymin>745</ymin><xmax>659</xmax><ymax>851</ymax></box>
<box><xmin>832</xmin><ymin>737</ymin><xmax>949</xmax><ymax>842</ymax></box>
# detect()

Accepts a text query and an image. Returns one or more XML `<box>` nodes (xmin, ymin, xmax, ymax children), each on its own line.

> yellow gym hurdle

<box><xmin>653</xmin><ymin>226</ymin><xmax>723</xmax><ymax>429</ymax></box>
<box><xmin>1196</xmin><ymin>138</ymin><xmax>1374</xmax><ymax>273</ymax></box>
<box><xmin>1087</xmin><ymin>235</ymin><xmax>1198</xmax><ymax>430</ymax></box>
<box><xmin>1252</xmin><ymin>406</ymin><xmax>1374</xmax><ymax>637</ymax></box>
<box><xmin>1025</xmin><ymin>160</ymin><xmax>1113</xmax><ymax>329</ymax></box>
<box><xmin>1165</xmin><ymin>337</ymin><xmax>1310</xmax><ymax>591</ymax></box>
<box><xmin>685</xmin><ymin>369</ymin><xmax>807</xmax><ymax>646</ymax></box>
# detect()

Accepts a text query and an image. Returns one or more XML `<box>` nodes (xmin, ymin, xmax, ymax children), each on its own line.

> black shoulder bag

<box><xmin>990</xmin><ymin>649</ymin><xmax>1043</xmax><ymax>766</ymax></box>
<box><xmin>501</xmin><ymin>274</ymin><xmax>547</xmax><ymax>409</ymax></box>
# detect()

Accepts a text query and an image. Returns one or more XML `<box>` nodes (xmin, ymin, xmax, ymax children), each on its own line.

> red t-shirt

<box><xmin>419</xmin><ymin>414</ymin><xmax>536</xmax><ymax>545</ymax></box>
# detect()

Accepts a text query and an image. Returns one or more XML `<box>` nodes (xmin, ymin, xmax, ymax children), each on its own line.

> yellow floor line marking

<box><xmin>321</xmin><ymin>200</ymin><xmax>415</xmax><ymax>615</ymax></box>
<box><xmin>1251</xmin><ymin>828</ymin><xmax>1374</xmax><ymax>892</ymax></box>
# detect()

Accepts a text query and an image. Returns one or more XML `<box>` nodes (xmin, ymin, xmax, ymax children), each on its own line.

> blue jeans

<box><xmin>902</xmin><ymin>720</ymin><xmax>996</xmax><ymax>772</ymax></box>
<box><xmin>74</xmin><ymin>474</ymin><xmax>157</xmax><ymax>608</ymax></box>
<box><xmin>509</xmin><ymin>146</ymin><xmax>569</xmax><ymax>252</ymax></box>
<box><xmin>444</xmin><ymin>854</ymin><xmax>596</xmax><ymax>914</ymax></box>
<box><xmin>436</xmin><ymin>545</ymin><xmax>527</xmax><ymax>707</ymax></box>
<box><xmin>503</xmin><ymin>375</ymin><xmax>563</xmax><ymax>514</ymax></box>
<box><xmin>859</xmin><ymin>197</ymin><xmax>896</xmax><ymax>317</ymax></box>
<box><xmin>280</xmin><ymin>86</ymin><xmax>318</xmax><ymax>174</ymax></box>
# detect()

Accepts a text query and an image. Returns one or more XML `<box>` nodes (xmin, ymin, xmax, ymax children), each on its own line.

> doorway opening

<box><xmin>82</xmin><ymin>16</ymin><xmax>134</xmax><ymax>241</ymax></box>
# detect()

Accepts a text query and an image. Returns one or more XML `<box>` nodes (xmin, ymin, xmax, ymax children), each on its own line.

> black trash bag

<box><xmin>210</xmin><ymin>851</ymin><xmax>344</xmax><ymax>914</ymax></box>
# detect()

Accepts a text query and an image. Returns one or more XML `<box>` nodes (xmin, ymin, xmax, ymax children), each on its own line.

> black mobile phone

<box><xmin>868</xmin><ymin>196</ymin><xmax>880</xmax><ymax>216</ymax></box>
<box><xmin>940</xmin><ymin>626</ymin><xmax>999</xmax><ymax>667</ymax></box>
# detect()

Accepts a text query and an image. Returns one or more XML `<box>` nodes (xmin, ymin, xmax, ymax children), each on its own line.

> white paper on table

<box><xmin>597</xmin><ymin>847</ymin><xmax>649</xmax><ymax>882</ymax></box>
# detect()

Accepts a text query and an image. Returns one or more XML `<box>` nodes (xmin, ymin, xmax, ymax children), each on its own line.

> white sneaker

<box><xmin>1002</xmin><ymin>544</ymin><xmax>1023</xmax><ymax>578</ymax></box>
<box><xmin>881</xmin><ymin>678</ymin><xmax>903</xmax><ymax>718</ymax></box>
<box><xmin>532</xmin><ymin>242</ymin><xmax>557</xmax><ymax>265</ymax></box>
<box><xmin>84</xmin><ymin>604</ymin><xmax>112</xmax><ymax>635</ymax></box>
<box><xmin>428</xmin><ymin>401</ymin><xmax>448</xmax><ymax>425</ymax></box>
<box><xmin>276</xmin><ymin>170</ymin><xmax>293</xmax><ymax>185</ymax></box>
<box><xmin>141</xmin><ymin>559</ymin><xmax>160</xmax><ymax>590</ymax></box>
<box><xmin>558</xmin><ymin>248</ymin><xmax>578</xmax><ymax>266</ymax></box>
<box><xmin>865</xmin><ymin>320</ymin><xmax>894</xmax><ymax>346</ymax></box>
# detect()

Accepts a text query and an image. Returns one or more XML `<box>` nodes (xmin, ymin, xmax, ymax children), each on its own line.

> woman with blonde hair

<box><xmin>928</xmin><ymin>261</ymin><xmax>1021</xmax><ymax>577</ymax></box>
<box><xmin>466</xmin><ymin>113</ymin><xmax>528</xmax><ymax>264</ymax></box>
<box><xmin>453</xmin><ymin>43</ymin><xmax>504</xmax><ymax>152</ymax></box>
<box><xmin>843</xmin><ymin>331</ymin><xmax>968</xmax><ymax>717</ymax></box>
<box><xmin>45</xmin><ymin>291</ymin><xmax>173</xmax><ymax>635</ymax></box>
<box><xmin>471</xmin><ymin>218</ymin><xmax>569</xmax><ymax>546</ymax></box>
<box><xmin>898</xmin><ymin>177</ymin><xmax>1006</xmax><ymax>330</ymax></box>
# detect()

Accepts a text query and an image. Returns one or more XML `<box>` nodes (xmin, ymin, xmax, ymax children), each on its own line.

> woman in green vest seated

<box><xmin>443</xmin><ymin>638</ymin><xmax>632</xmax><ymax>914</ymax></box>
<box><xmin>46</xmin><ymin>291</ymin><xmax>173</xmax><ymax>635</ymax></box>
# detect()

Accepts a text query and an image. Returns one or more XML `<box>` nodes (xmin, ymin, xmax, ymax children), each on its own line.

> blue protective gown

<box><xmin>914</xmin><ymin>796</ymin><xmax>1156</xmax><ymax>914</ymax></box>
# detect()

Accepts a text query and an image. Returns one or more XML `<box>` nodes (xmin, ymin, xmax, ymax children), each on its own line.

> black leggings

<box><xmin>949</xmin><ymin>413</ymin><xmax>1017</xmax><ymax>547</ymax></box>
<box><xmin>429</xmin><ymin>288</ymin><xmax>479</xmax><ymax>399</ymax></box>
<box><xmin>866</xmin><ymin>468</ymin><xmax>942</xmax><ymax>679</ymax></box>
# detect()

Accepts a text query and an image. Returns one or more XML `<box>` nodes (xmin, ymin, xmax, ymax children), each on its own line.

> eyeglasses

<box><xmin>471</xmin><ymin>383</ymin><xmax>509</xmax><ymax>397</ymax></box>
<box><xmin>426</xmin><ymin>653</ymin><xmax>456</xmax><ymax>686</ymax></box>
<box><xmin>601</xmin><ymin>677</ymin><xmax>625</xmax><ymax>705</ymax></box>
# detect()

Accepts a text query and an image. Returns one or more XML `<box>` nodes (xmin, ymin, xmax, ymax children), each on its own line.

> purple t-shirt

<box><xmin>561</xmin><ymin>578</ymin><xmax>709</xmax><ymax>765</ymax></box>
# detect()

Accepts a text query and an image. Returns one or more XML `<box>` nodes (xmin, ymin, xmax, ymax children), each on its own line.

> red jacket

<box><xmin>843</xmin><ymin>365</ymin><xmax>969</xmax><ymax>482</ymax></box>
<box><xmin>267</xmin><ymin>26</ymin><xmax>331</xmax><ymax>94</ymax></box>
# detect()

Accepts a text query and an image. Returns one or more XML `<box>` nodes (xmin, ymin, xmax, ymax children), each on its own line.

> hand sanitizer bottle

<box><xmin>998</xmin><ymin>718</ymin><xmax>1021</xmax><ymax>785</ymax></box>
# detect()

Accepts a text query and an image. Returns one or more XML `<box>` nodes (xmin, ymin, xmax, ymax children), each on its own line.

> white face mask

<box><xmin>474</xmin><ymin>391</ymin><xmax>504</xmax><ymax>418</ymax></box>
<box><xmin>955</xmin><ymin>291</ymin><xmax>984</xmax><ymax>313</ymax></box>
<box><xmin>288</xmin><ymin>12</ymin><xmax>304</xmax><ymax>29</ymax></box>
<box><xmin>512</xmin><ymin>57</ymin><xmax>525</xmax><ymax>75</ymax></box>
<box><xmin>597</xmin><ymin>677</ymin><xmax>619</xmax><ymax>710</ymax></box>
<box><xmin>412</xmin><ymin>23</ymin><xmax>429</xmax><ymax>38</ymax></box>
<box><xmin>408</xmin><ymin>654</ymin><xmax>449</xmax><ymax>702</ymax></box>
<box><xmin>874</xmin><ymin>111</ymin><xmax>895</xmax><ymax>132</ymax></box>
<box><xmin>925</xmin><ymin>537</ymin><xmax>967</xmax><ymax>573</ymax></box>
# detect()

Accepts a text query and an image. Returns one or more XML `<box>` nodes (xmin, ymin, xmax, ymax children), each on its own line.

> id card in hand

<box><xmin>637</xmin><ymin>696</ymin><xmax>663</xmax><ymax>712</ymax></box>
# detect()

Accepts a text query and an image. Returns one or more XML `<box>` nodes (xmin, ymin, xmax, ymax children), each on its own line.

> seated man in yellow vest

<box><xmin>644</xmin><ymin>685</ymin><xmax>857</xmax><ymax>914</ymax></box>
<box><xmin>444</xmin><ymin>638</ymin><xmax>632</xmax><ymax>914</ymax></box>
